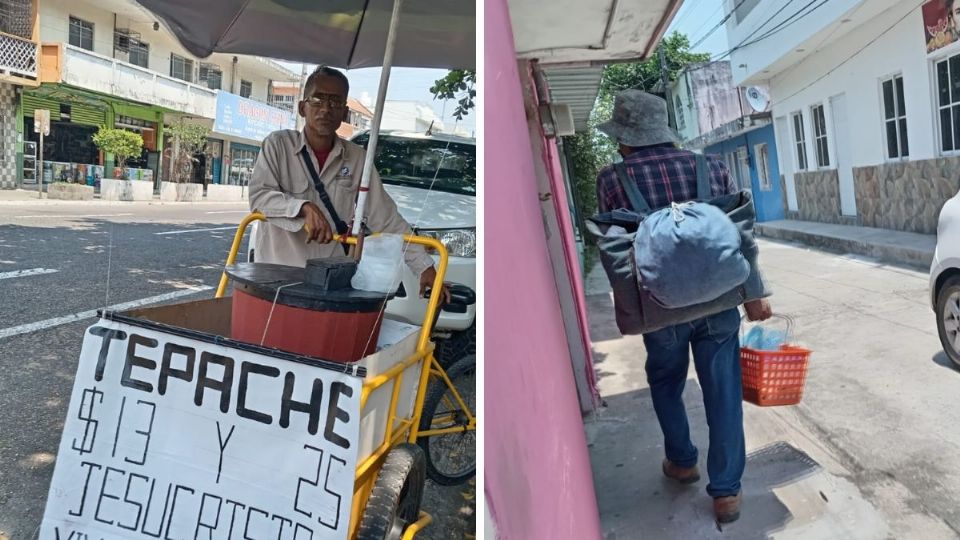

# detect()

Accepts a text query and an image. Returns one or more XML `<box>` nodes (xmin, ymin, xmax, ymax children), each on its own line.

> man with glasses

<box><xmin>249</xmin><ymin>66</ymin><xmax>446</xmax><ymax>299</ymax></box>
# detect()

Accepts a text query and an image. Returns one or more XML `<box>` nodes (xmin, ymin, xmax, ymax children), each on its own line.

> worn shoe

<box><xmin>713</xmin><ymin>493</ymin><xmax>742</xmax><ymax>524</ymax></box>
<box><xmin>661</xmin><ymin>458</ymin><xmax>700</xmax><ymax>484</ymax></box>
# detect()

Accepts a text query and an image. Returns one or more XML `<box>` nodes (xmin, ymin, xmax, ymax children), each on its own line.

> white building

<box><xmin>727</xmin><ymin>0</ymin><xmax>954</xmax><ymax>234</ymax></box>
<box><xmin>378</xmin><ymin>100</ymin><xmax>446</xmax><ymax>134</ymax></box>
<box><xmin>0</xmin><ymin>0</ymin><xmax>298</xmax><ymax>189</ymax></box>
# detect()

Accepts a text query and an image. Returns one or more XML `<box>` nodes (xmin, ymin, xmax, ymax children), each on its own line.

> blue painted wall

<box><xmin>705</xmin><ymin>124</ymin><xmax>784</xmax><ymax>222</ymax></box>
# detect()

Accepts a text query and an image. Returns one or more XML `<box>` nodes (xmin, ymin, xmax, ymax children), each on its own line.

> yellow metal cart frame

<box><xmin>216</xmin><ymin>212</ymin><xmax>476</xmax><ymax>539</ymax></box>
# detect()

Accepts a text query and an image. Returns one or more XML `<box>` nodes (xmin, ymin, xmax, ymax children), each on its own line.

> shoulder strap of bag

<box><xmin>613</xmin><ymin>162</ymin><xmax>651</xmax><ymax>213</ymax></box>
<box><xmin>695</xmin><ymin>153</ymin><xmax>712</xmax><ymax>200</ymax></box>
<box><xmin>299</xmin><ymin>147</ymin><xmax>350</xmax><ymax>255</ymax></box>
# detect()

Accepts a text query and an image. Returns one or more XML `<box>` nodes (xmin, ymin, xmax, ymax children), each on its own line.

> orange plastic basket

<box><xmin>740</xmin><ymin>315</ymin><xmax>811</xmax><ymax>406</ymax></box>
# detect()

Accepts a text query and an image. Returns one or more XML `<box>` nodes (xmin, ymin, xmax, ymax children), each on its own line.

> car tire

<box><xmin>936</xmin><ymin>275</ymin><xmax>960</xmax><ymax>368</ymax></box>
<box><xmin>436</xmin><ymin>323</ymin><xmax>475</xmax><ymax>369</ymax></box>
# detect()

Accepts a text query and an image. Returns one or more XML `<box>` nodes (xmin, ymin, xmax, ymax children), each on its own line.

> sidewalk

<box><xmin>0</xmin><ymin>188</ymin><xmax>246</xmax><ymax>206</ymax></box>
<box><xmin>755</xmin><ymin>220</ymin><xmax>935</xmax><ymax>270</ymax></box>
<box><xmin>582</xmin><ymin>265</ymin><xmax>894</xmax><ymax>539</ymax></box>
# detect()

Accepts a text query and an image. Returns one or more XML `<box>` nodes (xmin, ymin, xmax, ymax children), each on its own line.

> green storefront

<box><xmin>18</xmin><ymin>83</ymin><xmax>166</xmax><ymax>187</ymax></box>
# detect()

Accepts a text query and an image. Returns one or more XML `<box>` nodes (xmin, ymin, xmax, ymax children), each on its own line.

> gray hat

<box><xmin>597</xmin><ymin>90</ymin><xmax>679</xmax><ymax>147</ymax></box>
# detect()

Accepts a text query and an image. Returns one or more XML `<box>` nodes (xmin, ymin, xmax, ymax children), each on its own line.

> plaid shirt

<box><xmin>596</xmin><ymin>144</ymin><xmax>738</xmax><ymax>213</ymax></box>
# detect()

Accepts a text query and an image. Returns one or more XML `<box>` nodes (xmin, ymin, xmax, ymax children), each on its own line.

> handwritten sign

<box><xmin>41</xmin><ymin>318</ymin><xmax>362</xmax><ymax>540</ymax></box>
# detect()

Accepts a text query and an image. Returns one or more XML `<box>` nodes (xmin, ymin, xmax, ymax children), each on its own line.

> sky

<box><xmin>279</xmin><ymin>63</ymin><xmax>476</xmax><ymax>135</ymax></box>
<box><xmin>665</xmin><ymin>0</ymin><xmax>731</xmax><ymax>58</ymax></box>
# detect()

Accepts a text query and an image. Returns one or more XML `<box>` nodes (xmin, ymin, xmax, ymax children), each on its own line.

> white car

<box><xmin>931</xmin><ymin>191</ymin><xmax>960</xmax><ymax>366</ymax></box>
<box><xmin>248</xmin><ymin>130</ymin><xmax>476</xmax><ymax>363</ymax></box>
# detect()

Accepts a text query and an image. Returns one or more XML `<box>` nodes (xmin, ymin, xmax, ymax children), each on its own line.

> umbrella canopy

<box><xmin>134</xmin><ymin>0</ymin><xmax>475</xmax><ymax>69</ymax></box>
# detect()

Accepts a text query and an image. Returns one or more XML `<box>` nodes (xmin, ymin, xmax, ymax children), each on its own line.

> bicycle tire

<box><xmin>356</xmin><ymin>443</ymin><xmax>426</xmax><ymax>540</ymax></box>
<box><xmin>417</xmin><ymin>355</ymin><xmax>476</xmax><ymax>486</ymax></box>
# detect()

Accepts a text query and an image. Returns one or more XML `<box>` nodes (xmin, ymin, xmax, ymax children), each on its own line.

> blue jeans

<box><xmin>642</xmin><ymin>307</ymin><xmax>745</xmax><ymax>498</ymax></box>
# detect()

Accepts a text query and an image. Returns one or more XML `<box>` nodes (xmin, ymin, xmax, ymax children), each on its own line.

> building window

<box><xmin>170</xmin><ymin>54</ymin><xmax>194</xmax><ymax>83</ymax></box>
<box><xmin>69</xmin><ymin>16</ymin><xmax>94</xmax><ymax>51</ymax></box>
<box><xmin>199</xmin><ymin>63</ymin><xmax>223</xmax><ymax>90</ymax></box>
<box><xmin>881</xmin><ymin>75</ymin><xmax>908</xmax><ymax>159</ymax></box>
<box><xmin>936</xmin><ymin>55</ymin><xmax>960</xmax><ymax>153</ymax></box>
<box><xmin>811</xmin><ymin>104</ymin><xmax>830</xmax><ymax>168</ymax></box>
<box><xmin>115</xmin><ymin>31</ymin><xmax>149</xmax><ymax>68</ymax></box>
<box><xmin>240</xmin><ymin>80</ymin><xmax>252</xmax><ymax>98</ymax></box>
<box><xmin>735</xmin><ymin>0</ymin><xmax>761</xmax><ymax>24</ymax></box>
<box><xmin>791</xmin><ymin>112</ymin><xmax>808</xmax><ymax>171</ymax></box>
<box><xmin>755</xmin><ymin>143</ymin><xmax>772</xmax><ymax>190</ymax></box>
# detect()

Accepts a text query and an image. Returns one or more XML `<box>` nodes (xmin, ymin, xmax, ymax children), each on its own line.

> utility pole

<box><xmin>658</xmin><ymin>45</ymin><xmax>676</xmax><ymax>129</ymax></box>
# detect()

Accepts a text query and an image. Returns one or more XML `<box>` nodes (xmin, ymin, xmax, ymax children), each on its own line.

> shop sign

<box><xmin>925</xmin><ymin>0</ymin><xmax>960</xmax><ymax>53</ymax></box>
<box><xmin>40</xmin><ymin>317</ymin><xmax>362</xmax><ymax>540</ymax></box>
<box><xmin>214</xmin><ymin>92</ymin><xmax>296</xmax><ymax>141</ymax></box>
<box><xmin>35</xmin><ymin>109</ymin><xmax>50</xmax><ymax>136</ymax></box>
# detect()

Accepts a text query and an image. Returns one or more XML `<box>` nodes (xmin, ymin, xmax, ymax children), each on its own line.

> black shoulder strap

<box><xmin>300</xmin><ymin>147</ymin><xmax>350</xmax><ymax>255</ymax></box>
<box><xmin>299</xmin><ymin>146</ymin><xmax>349</xmax><ymax>235</ymax></box>
<box><xmin>613</xmin><ymin>162</ymin><xmax>651</xmax><ymax>213</ymax></box>
<box><xmin>695</xmin><ymin>153</ymin><xmax>712</xmax><ymax>200</ymax></box>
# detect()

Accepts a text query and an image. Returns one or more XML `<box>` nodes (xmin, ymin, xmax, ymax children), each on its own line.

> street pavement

<box><xmin>0</xmin><ymin>201</ymin><xmax>474</xmax><ymax>539</ymax></box>
<box><xmin>586</xmin><ymin>238</ymin><xmax>960</xmax><ymax>539</ymax></box>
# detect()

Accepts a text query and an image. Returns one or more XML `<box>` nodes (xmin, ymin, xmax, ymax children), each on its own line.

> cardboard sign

<box><xmin>41</xmin><ymin>318</ymin><xmax>362</xmax><ymax>540</ymax></box>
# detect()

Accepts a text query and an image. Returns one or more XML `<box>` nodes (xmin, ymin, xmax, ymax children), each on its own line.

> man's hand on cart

<box><xmin>420</xmin><ymin>267</ymin><xmax>451</xmax><ymax>304</ymax></box>
<box><xmin>299</xmin><ymin>202</ymin><xmax>334</xmax><ymax>243</ymax></box>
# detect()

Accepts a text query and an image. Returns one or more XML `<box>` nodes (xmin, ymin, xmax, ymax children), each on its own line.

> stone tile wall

<box><xmin>853</xmin><ymin>158</ymin><xmax>960</xmax><ymax>234</ymax></box>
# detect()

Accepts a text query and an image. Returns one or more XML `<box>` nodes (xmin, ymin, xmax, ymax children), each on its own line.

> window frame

<box><xmin>69</xmin><ymin>16</ymin><xmax>95</xmax><ymax>51</ymax></box>
<box><xmin>933</xmin><ymin>52</ymin><xmax>960</xmax><ymax>156</ymax></box>
<box><xmin>240</xmin><ymin>80</ymin><xmax>253</xmax><ymax>98</ymax></box>
<box><xmin>791</xmin><ymin>111</ymin><xmax>809</xmax><ymax>171</ymax></box>
<box><xmin>880</xmin><ymin>73</ymin><xmax>909</xmax><ymax>161</ymax></box>
<box><xmin>811</xmin><ymin>103</ymin><xmax>830</xmax><ymax>168</ymax></box>
<box><xmin>754</xmin><ymin>142</ymin><xmax>773</xmax><ymax>191</ymax></box>
<box><xmin>169</xmin><ymin>53</ymin><xmax>194</xmax><ymax>83</ymax></box>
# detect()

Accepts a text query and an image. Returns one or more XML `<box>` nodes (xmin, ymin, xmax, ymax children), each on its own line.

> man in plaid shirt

<box><xmin>596</xmin><ymin>90</ymin><xmax>772</xmax><ymax>524</ymax></box>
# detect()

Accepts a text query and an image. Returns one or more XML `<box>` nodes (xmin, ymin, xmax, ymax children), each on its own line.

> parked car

<box><xmin>248</xmin><ymin>130</ymin><xmax>476</xmax><ymax>364</ymax></box>
<box><xmin>931</xmin><ymin>191</ymin><xmax>960</xmax><ymax>366</ymax></box>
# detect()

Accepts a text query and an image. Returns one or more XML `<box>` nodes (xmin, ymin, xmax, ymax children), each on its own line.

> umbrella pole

<box><xmin>351</xmin><ymin>0</ymin><xmax>404</xmax><ymax>259</ymax></box>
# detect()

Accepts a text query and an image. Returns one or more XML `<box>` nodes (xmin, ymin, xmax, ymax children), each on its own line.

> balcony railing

<box><xmin>46</xmin><ymin>44</ymin><xmax>218</xmax><ymax>118</ymax></box>
<box><xmin>0</xmin><ymin>31</ymin><xmax>38</xmax><ymax>78</ymax></box>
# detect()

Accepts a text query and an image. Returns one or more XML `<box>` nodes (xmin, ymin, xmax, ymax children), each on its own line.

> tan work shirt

<box><xmin>248</xmin><ymin>129</ymin><xmax>434</xmax><ymax>276</ymax></box>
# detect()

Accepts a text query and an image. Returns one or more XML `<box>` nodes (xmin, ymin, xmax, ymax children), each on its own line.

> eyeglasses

<box><xmin>303</xmin><ymin>95</ymin><xmax>346</xmax><ymax>108</ymax></box>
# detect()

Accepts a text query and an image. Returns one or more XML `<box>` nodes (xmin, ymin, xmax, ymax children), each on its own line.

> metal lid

<box><xmin>225</xmin><ymin>263</ymin><xmax>393</xmax><ymax>312</ymax></box>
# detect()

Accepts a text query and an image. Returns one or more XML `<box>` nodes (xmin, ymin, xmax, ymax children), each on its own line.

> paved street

<box><xmin>586</xmin><ymin>238</ymin><xmax>960</xmax><ymax>539</ymax></box>
<box><xmin>0</xmin><ymin>201</ymin><xmax>473</xmax><ymax>539</ymax></box>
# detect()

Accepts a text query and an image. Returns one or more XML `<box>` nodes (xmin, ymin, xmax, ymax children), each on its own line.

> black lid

<box><xmin>226</xmin><ymin>263</ymin><xmax>394</xmax><ymax>312</ymax></box>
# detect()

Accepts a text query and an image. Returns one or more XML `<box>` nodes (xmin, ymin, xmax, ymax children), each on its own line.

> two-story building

<box><xmin>669</xmin><ymin>60</ymin><xmax>785</xmax><ymax>222</ymax></box>
<box><xmin>726</xmin><ymin>0</ymin><xmax>957</xmax><ymax>234</ymax></box>
<box><xmin>0</xmin><ymin>0</ymin><xmax>39</xmax><ymax>189</ymax></box>
<box><xmin>1</xmin><ymin>0</ymin><xmax>299</xmax><ymax>189</ymax></box>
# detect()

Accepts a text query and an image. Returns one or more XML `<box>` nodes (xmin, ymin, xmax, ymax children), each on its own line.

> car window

<box><xmin>352</xmin><ymin>134</ymin><xmax>476</xmax><ymax>196</ymax></box>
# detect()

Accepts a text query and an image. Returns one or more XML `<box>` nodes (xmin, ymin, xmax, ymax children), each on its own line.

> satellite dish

<box><xmin>745</xmin><ymin>86</ymin><xmax>770</xmax><ymax>112</ymax></box>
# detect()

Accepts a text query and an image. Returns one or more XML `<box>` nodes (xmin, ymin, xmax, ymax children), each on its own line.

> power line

<box><xmin>709</xmin><ymin>0</ymin><xmax>829</xmax><ymax>62</ymax></box>
<box><xmin>769</xmin><ymin>0</ymin><xmax>925</xmax><ymax>109</ymax></box>
<box><xmin>688</xmin><ymin>3</ymin><xmax>724</xmax><ymax>44</ymax></box>
<box><xmin>671</xmin><ymin>0</ymin><xmax>707</xmax><ymax>30</ymax></box>
<box><xmin>690</xmin><ymin>0</ymin><xmax>752</xmax><ymax>50</ymax></box>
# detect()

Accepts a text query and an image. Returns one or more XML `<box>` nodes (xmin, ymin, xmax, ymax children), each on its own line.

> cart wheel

<box><xmin>436</xmin><ymin>323</ymin><xmax>475</xmax><ymax>369</ymax></box>
<box><xmin>417</xmin><ymin>355</ymin><xmax>476</xmax><ymax>486</ymax></box>
<box><xmin>357</xmin><ymin>443</ymin><xmax>426</xmax><ymax>540</ymax></box>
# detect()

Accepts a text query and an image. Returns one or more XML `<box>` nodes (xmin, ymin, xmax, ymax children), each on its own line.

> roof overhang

<box><xmin>508</xmin><ymin>0</ymin><xmax>683</xmax><ymax>131</ymax></box>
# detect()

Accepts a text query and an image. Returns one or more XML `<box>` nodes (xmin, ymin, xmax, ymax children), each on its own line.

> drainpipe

<box><xmin>231</xmin><ymin>56</ymin><xmax>239</xmax><ymax>94</ymax></box>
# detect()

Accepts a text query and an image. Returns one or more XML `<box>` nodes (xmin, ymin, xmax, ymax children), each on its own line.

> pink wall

<box><xmin>484</xmin><ymin>0</ymin><xmax>602</xmax><ymax>538</ymax></box>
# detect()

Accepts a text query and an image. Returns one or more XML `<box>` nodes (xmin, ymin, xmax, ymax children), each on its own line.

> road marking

<box><xmin>0</xmin><ymin>268</ymin><xmax>59</xmax><ymax>280</ymax></box>
<box><xmin>14</xmin><ymin>213</ymin><xmax>135</xmax><ymax>219</ymax></box>
<box><xmin>205</xmin><ymin>210</ymin><xmax>250</xmax><ymax>214</ymax></box>
<box><xmin>0</xmin><ymin>286</ymin><xmax>213</xmax><ymax>340</ymax></box>
<box><xmin>155</xmin><ymin>226</ymin><xmax>237</xmax><ymax>236</ymax></box>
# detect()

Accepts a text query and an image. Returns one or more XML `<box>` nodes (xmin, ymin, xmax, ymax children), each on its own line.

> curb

<box><xmin>755</xmin><ymin>223</ymin><xmax>934</xmax><ymax>270</ymax></box>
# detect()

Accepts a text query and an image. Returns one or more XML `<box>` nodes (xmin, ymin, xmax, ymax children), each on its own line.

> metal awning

<box><xmin>543</xmin><ymin>67</ymin><xmax>604</xmax><ymax>132</ymax></box>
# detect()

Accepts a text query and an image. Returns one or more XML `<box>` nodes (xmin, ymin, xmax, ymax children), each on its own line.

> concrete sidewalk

<box><xmin>0</xmin><ymin>188</ymin><xmax>244</xmax><ymax>206</ymax></box>
<box><xmin>582</xmin><ymin>265</ymin><xmax>895</xmax><ymax>540</ymax></box>
<box><xmin>755</xmin><ymin>220</ymin><xmax>935</xmax><ymax>270</ymax></box>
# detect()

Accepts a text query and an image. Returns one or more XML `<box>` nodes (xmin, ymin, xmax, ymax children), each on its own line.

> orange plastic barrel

<box><xmin>226</xmin><ymin>263</ymin><xmax>392</xmax><ymax>363</ymax></box>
